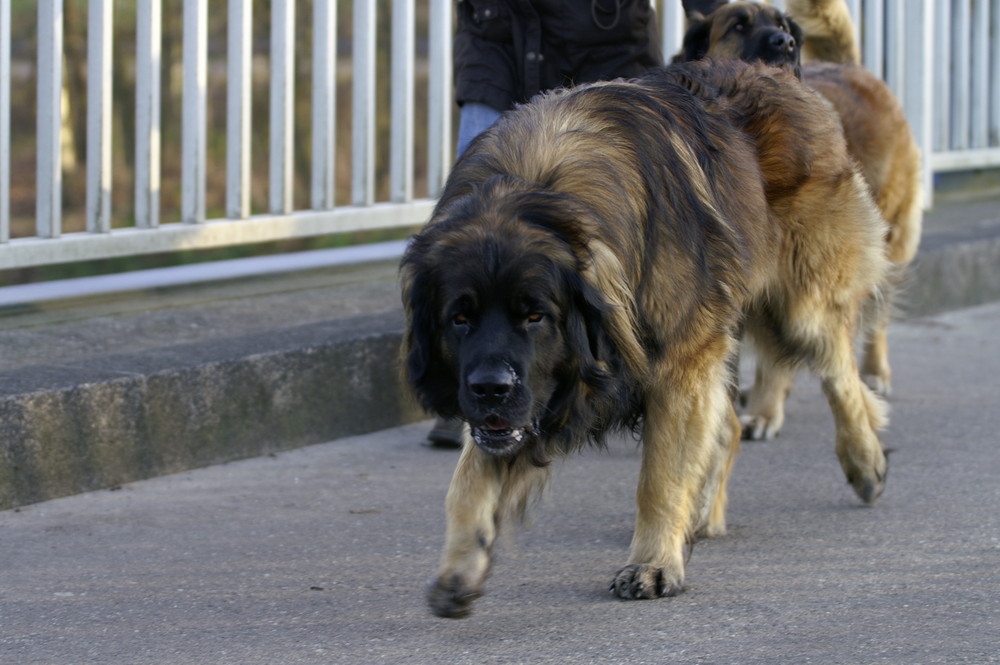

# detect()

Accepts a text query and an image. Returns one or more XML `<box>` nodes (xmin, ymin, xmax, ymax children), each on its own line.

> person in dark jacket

<box><xmin>427</xmin><ymin>0</ymin><xmax>664</xmax><ymax>446</ymax></box>
<box><xmin>453</xmin><ymin>0</ymin><xmax>663</xmax><ymax>154</ymax></box>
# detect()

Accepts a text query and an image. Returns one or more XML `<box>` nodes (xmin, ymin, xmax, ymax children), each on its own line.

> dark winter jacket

<box><xmin>454</xmin><ymin>0</ymin><xmax>663</xmax><ymax>111</ymax></box>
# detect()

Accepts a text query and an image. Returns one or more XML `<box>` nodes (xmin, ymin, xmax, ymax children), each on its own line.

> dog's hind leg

<box><xmin>696</xmin><ymin>402</ymin><xmax>741</xmax><ymax>539</ymax></box>
<box><xmin>814</xmin><ymin>323</ymin><xmax>889</xmax><ymax>504</ymax></box>
<box><xmin>778</xmin><ymin>293</ymin><xmax>889</xmax><ymax>503</ymax></box>
<box><xmin>427</xmin><ymin>440</ymin><xmax>549</xmax><ymax>618</ymax></box>
<box><xmin>610</xmin><ymin>336</ymin><xmax>736</xmax><ymax>599</ymax></box>
<box><xmin>860</xmin><ymin>310</ymin><xmax>892</xmax><ymax>396</ymax></box>
<box><xmin>740</xmin><ymin>351</ymin><xmax>795</xmax><ymax>440</ymax></box>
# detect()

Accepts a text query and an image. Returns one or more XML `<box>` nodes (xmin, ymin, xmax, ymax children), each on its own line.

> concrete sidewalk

<box><xmin>1</xmin><ymin>301</ymin><xmax>998</xmax><ymax>664</ymax></box>
<box><xmin>1</xmin><ymin>190</ymin><xmax>999</xmax><ymax>509</ymax></box>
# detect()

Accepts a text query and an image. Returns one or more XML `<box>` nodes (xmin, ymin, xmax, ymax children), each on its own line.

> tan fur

<box><xmin>405</xmin><ymin>61</ymin><xmax>889</xmax><ymax>617</ymax></box>
<box><xmin>685</xmin><ymin>0</ymin><xmax>923</xmax><ymax>430</ymax></box>
<box><xmin>785</xmin><ymin>0</ymin><xmax>861</xmax><ymax>64</ymax></box>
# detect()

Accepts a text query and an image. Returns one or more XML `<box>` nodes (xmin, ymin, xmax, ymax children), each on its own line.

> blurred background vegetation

<box><xmin>4</xmin><ymin>0</ymin><xmax>443</xmax><ymax>284</ymax></box>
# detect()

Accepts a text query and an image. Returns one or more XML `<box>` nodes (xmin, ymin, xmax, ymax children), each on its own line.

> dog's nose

<box><xmin>468</xmin><ymin>366</ymin><xmax>515</xmax><ymax>401</ymax></box>
<box><xmin>769</xmin><ymin>31</ymin><xmax>796</xmax><ymax>54</ymax></box>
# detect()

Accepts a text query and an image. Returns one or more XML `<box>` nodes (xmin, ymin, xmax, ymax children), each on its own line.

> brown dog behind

<box><xmin>681</xmin><ymin>0</ymin><xmax>922</xmax><ymax>438</ymax></box>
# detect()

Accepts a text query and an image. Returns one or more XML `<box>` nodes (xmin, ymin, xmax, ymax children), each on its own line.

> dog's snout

<box><xmin>769</xmin><ymin>31</ymin><xmax>796</xmax><ymax>54</ymax></box>
<box><xmin>468</xmin><ymin>365</ymin><xmax>515</xmax><ymax>401</ymax></box>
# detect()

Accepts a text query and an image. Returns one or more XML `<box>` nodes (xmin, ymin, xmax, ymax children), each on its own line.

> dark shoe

<box><xmin>427</xmin><ymin>417</ymin><xmax>465</xmax><ymax>448</ymax></box>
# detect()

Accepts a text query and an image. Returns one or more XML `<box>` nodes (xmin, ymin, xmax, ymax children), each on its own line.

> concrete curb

<box><xmin>0</xmin><ymin>330</ymin><xmax>423</xmax><ymax>510</ymax></box>
<box><xmin>907</xmin><ymin>235</ymin><xmax>1000</xmax><ymax>318</ymax></box>
<box><xmin>1</xmin><ymin>199</ymin><xmax>998</xmax><ymax>510</ymax></box>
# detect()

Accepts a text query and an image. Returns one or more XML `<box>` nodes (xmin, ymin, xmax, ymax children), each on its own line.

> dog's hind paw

<box><xmin>862</xmin><ymin>373</ymin><xmax>892</xmax><ymax>397</ymax></box>
<box><xmin>739</xmin><ymin>413</ymin><xmax>783</xmax><ymax>440</ymax></box>
<box><xmin>426</xmin><ymin>574</ymin><xmax>483</xmax><ymax>619</ymax></box>
<box><xmin>609</xmin><ymin>564</ymin><xmax>684</xmax><ymax>600</ymax></box>
<box><xmin>845</xmin><ymin>447</ymin><xmax>889</xmax><ymax>505</ymax></box>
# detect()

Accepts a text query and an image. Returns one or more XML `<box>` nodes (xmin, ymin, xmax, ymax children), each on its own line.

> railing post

<box><xmin>884</xmin><ymin>0</ymin><xmax>905</xmax><ymax>97</ymax></box>
<box><xmin>992</xmin><ymin>0</ymin><xmax>1000</xmax><ymax>146</ymax></box>
<box><xmin>932</xmin><ymin>0</ymin><xmax>951</xmax><ymax>152</ymax></box>
<box><xmin>182</xmin><ymin>0</ymin><xmax>207</xmax><ymax>224</ymax></box>
<box><xmin>135</xmin><ymin>0</ymin><xmax>161</xmax><ymax>229</ymax></box>
<box><xmin>227</xmin><ymin>0</ymin><xmax>252</xmax><ymax>219</ymax></box>
<box><xmin>270</xmin><ymin>0</ymin><xmax>295</xmax><ymax>215</ymax></box>
<box><xmin>950</xmin><ymin>0</ymin><xmax>971</xmax><ymax>150</ymax></box>
<box><xmin>862</xmin><ymin>0</ymin><xmax>883</xmax><ymax>75</ymax></box>
<box><xmin>660</xmin><ymin>0</ymin><xmax>684</xmax><ymax>65</ymax></box>
<box><xmin>427</xmin><ymin>0</ymin><xmax>452</xmax><ymax>197</ymax></box>
<box><xmin>352</xmin><ymin>0</ymin><xmax>376</xmax><ymax>206</ymax></box>
<box><xmin>86</xmin><ymin>0</ymin><xmax>113</xmax><ymax>234</ymax></box>
<box><xmin>971</xmin><ymin>0</ymin><xmax>991</xmax><ymax>149</ymax></box>
<box><xmin>312</xmin><ymin>0</ymin><xmax>336</xmax><ymax>211</ymax></box>
<box><xmin>904</xmin><ymin>0</ymin><xmax>936</xmax><ymax>208</ymax></box>
<box><xmin>0</xmin><ymin>0</ymin><xmax>10</xmax><ymax>243</ymax></box>
<box><xmin>391</xmin><ymin>0</ymin><xmax>415</xmax><ymax>203</ymax></box>
<box><xmin>37</xmin><ymin>0</ymin><xmax>63</xmax><ymax>238</ymax></box>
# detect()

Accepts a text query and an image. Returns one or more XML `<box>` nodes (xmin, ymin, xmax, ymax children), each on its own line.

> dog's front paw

<box><xmin>427</xmin><ymin>574</ymin><xmax>483</xmax><ymax>618</ymax></box>
<box><xmin>609</xmin><ymin>564</ymin><xmax>684</xmax><ymax>600</ymax></box>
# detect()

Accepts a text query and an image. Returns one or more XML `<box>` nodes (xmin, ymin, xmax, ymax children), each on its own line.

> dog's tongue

<box><xmin>484</xmin><ymin>414</ymin><xmax>510</xmax><ymax>431</ymax></box>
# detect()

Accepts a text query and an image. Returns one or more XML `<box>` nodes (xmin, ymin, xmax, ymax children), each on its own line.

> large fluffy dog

<box><xmin>680</xmin><ymin>0</ymin><xmax>923</xmax><ymax>438</ymax></box>
<box><xmin>401</xmin><ymin>60</ymin><xmax>889</xmax><ymax>618</ymax></box>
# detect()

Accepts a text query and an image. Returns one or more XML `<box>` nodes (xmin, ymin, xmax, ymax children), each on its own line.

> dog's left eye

<box><xmin>453</xmin><ymin>313</ymin><xmax>470</xmax><ymax>326</ymax></box>
<box><xmin>526</xmin><ymin>313</ymin><xmax>545</xmax><ymax>324</ymax></box>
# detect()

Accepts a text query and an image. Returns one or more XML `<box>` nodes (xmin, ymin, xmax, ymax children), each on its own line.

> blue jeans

<box><xmin>456</xmin><ymin>102</ymin><xmax>502</xmax><ymax>158</ymax></box>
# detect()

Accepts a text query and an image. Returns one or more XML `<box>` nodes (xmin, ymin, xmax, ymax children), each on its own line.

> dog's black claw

<box><xmin>427</xmin><ymin>575</ymin><xmax>483</xmax><ymax>619</ymax></box>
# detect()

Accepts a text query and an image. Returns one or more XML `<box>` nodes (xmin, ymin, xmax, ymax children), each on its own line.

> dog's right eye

<box><xmin>452</xmin><ymin>313</ymin><xmax>470</xmax><ymax>326</ymax></box>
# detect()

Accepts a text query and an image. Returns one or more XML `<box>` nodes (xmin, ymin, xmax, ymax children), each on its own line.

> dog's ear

<box><xmin>681</xmin><ymin>15</ymin><xmax>714</xmax><ymax>62</ymax></box>
<box><xmin>562</xmin><ymin>271</ymin><xmax>618</xmax><ymax>393</ymax></box>
<box><xmin>400</xmin><ymin>262</ymin><xmax>461</xmax><ymax>417</ymax></box>
<box><xmin>682</xmin><ymin>0</ymin><xmax>728</xmax><ymax>20</ymax></box>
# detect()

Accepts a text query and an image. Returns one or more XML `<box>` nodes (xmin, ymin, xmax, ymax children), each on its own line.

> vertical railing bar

<box><xmin>970</xmin><ymin>0</ymin><xmax>990</xmax><ymax>148</ymax></box>
<box><xmin>0</xmin><ymin>0</ymin><xmax>10</xmax><ymax>242</ymax></box>
<box><xmin>884</xmin><ymin>0</ymin><xmax>904</xmax><ymax>98</ymax></box>
<box><xmin>352</xmin><ymin>0</ymin><xmax>376</xmax><ymax>206</ymax></box>
<box><xmin>427</xmin><ymin>0</ymin><xmax>452</xmax><ymax>197</ymax></box>
<box><xmin>933</xmin><ymin>0</ymin><xmax>952</xmax><ymax>151</ymax></box>
<box><xmin>390</xmin><ymin>0</ymin><xmax>414</xmax><ymax>203</ymax></box>
<box><xmin>660</xmin><ymin>0</ymin><xmax>685</xmax><ymax>65</ymax></box>
<box><xmin>991</xmin><ymin>0</ymin><xmax>1000</xmax><ymax>145</ymax></box>
<box><xmin>861</xmin><ymin>0</ymin><xmax>883</xmax><ymax>76</ymax></box>
<box><xmin>37</xmin><ymin>0</ymin><xmax>63</xmax><ymax>239</ymax></box>
<box><xmin>311</xmin><ymin>0</ymin><xmax>336</xmax><ymax>210</ymax></box>
<box><xmin>950</xmin><ymin>0</ymin><xmax>971</xmax><ymax>150</ymax></box>
<box><xmin>182</xmin><ymin>0</ymin><xmax>207</xmax><ymax>224</ymax></box>
<box><xmin>270</xmin><ymin>0</ymin><xmax>295</xmax><ymax>215</ymax></box>
<box><xmin>903</xmin><ymin>0</ymin><xmax>935</xmax><ymax>208</ymax></box>
<box><xmin>227</xmin><ymin>0</ymin><xmax>252</xmax><ymax>219</ymax></box>
<box><xmin>845</xmin><ymin>0</ymin><xmax>861</xmax><ymax>47</ymax></box>
<box><xmin>135</xmin><ymin>0</ymin><xmax>161</xmax><ymax>229</ymax></box>
<box><xmin>86</xmin><ymin>0</ymin><xmax>113</xmax><ymax>234</ymax></box>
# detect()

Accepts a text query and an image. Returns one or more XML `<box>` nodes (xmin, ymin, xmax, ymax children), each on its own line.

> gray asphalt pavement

<box><xmin>2</xmin><ymin>302</ymin><xmax>999</xmax><ymax>665</ymax></box>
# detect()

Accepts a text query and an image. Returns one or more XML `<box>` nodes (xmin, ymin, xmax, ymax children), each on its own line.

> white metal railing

<box><xmin>0</xmin><ymin>0</ymin><xmax>997</xmax><ymax>273</ymax></box>
<box><xmin>0</xmin><ymin>0</ymin><xmax>449</xmax><ymax>271</ymax></box>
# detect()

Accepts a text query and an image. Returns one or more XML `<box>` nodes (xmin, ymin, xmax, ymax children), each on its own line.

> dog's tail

<box><xmin>785</xmin><ymin>0</ymin><xmax>861</xmax><ymax>65</ymax></box>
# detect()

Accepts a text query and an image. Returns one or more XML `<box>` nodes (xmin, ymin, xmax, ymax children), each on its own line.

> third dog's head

<box><xmin>680</xmin><ymin>1</ymin><xmax>803</xmax><ymax>77</ymax></box>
